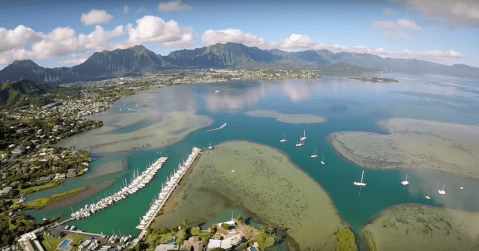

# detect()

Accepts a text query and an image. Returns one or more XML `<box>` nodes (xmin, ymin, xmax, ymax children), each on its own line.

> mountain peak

<box><xmin>132</xmin><ymin>45</ymin><xmax>148</xmax><ymax>54</ymax></box>
<box><xmin>12</xmin><ymin>60</ymin><xmax>40</xmax><ymax>68</ymax></box>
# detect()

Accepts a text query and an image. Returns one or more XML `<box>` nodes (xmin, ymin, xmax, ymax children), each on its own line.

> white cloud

<box><xmin>391</xmin><ymin>0</ymin><xmax>479</xmax><ymax>27</ymax></box>
<box><xmin>123</xmin><ymin>6</ymin><xmax>129</xmax><ymax>13</ymax></box>
<box><xmin>372</xmin><ymin>19</ymin><xmax>421</xmax><ymax>39</ymax></box>
<box><xmin>81</xmin><ymin>9</ymin><xmax>113</xmax><ymax>25</ymax></box>
<box><xmin>384</xmin><ymin>8</ymin><xmax>397</xmax><ymax>15</ymax></box>
<box><xmin>0</xmin><ymin>15</ymin><xmax>194</xmax><ymax>67</ymax></box>
<box><xmin>61</xmin><ymin>58</ymin><xmax>87</xmax><ymax>65</ymax></box>
<box><xmin>158</xmin><ymin>0</ymin><xmax>192</xmax><ymax>13</ymax></box>
<box><xmin>372</xmin><ymin>19</ymin><xmax>422</xmax><ymax>31</ymax></box>
<box><xmin>201</xmin><ymin>28</ymin><xmax>462</xmax><ymax>62</ymax></box>
<box><xmin>123</xmin><ymin>15</ymin><xmax>193</xmax><ymax>47</ymax></box>
<box><xmin>0</xmin><ymin>25</ymin><xmax>43</xmax><ymax>52</ymax></box>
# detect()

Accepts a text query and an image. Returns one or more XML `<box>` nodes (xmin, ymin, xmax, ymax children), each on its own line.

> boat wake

<box><xmin>206</xmin><ymin>123</ymin><xmax>227</xmax><ymax>132</ymax></box>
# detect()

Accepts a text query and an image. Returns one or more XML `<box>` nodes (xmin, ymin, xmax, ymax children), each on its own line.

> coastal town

<box><xmin>0</xmin><ymin>68</ymin><xmax>316</xmax><ymax>251</ymax></box>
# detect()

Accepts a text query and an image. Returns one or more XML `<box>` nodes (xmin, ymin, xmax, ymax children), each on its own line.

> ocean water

<box><xmin>26</xmin><ymin>74</ymin><xmax>479</xmax><ymax>250</ymax></box>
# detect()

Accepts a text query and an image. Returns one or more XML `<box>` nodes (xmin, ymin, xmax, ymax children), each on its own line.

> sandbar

<box><xmin>59</xmin><ymin>111</ymin><xmax>214</xmax><ymax>154</ymax></box>
<box><xmin>42</xmin><ymin>179</ymin><xmax>116</xmax><ymax>210</ymax></box>
<box><xmin>363</xmin><ymin>204</ymin><xmax>479</xmax><ymax>251</ymax></box>
<box><xmin>245</xmin><ymin>109</ymin><xmax>325</xmax><ymax>124</ymax></box>
<box><xmin>329</xmin><ymin>117</ymin><xmax>479</xmax><ymax>179</ymax></box>
<box><xmin>151</xmin><ymin>141</ymin><xmax>347</xmax><ymax>251</ymax></box>
<box><xmin>86</xmin><ymin>159</ymin><xmax>128</xmax><ymax>180</ymax></box>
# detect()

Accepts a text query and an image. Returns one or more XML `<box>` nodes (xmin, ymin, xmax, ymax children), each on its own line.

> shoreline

<box><xmin>41</xmin><ymin>179</ymin><xmax>116</xmax><ymax>210</ymax></box>
<box><xmin>151</xmin><ymin>140</ymin><xmax>350</xmax><ymax>250</ymax></box>
<box><xmin>86</xmin><ymin>159</ymin><xmax>128</xmax><ymax>180</ymax></box>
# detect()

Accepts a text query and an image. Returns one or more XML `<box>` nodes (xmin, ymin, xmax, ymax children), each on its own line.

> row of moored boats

<box><xmin>70</xmin><ymin>157</ymin><xmax>168</xmax><ymax>220</ymax></box>
<box><xmin>136</xmin><ymin>147</ymin><xmax>201</xmax><ymax>230</ymax></box>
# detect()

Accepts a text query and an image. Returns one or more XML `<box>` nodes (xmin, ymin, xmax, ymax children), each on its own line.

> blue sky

<box><xmin>1</xmin><ymin>0</ymin><xmax>478</xmax><ymax>68</ymax></box>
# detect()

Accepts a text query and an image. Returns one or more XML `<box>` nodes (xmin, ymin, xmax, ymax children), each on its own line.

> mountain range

<box><xmin>0</xmin><ymin>43</ymin><xmax>478</xmax><ymax>84</ymax></box>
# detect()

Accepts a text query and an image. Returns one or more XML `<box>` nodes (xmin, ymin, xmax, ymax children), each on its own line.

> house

<box><xmin>18</xmin><ymin>232</ymin><xmax>45</xmax><ymax>251</ymax></box>
<box><xmin>0</xmin><ymin>187</ymin><xmax>13</xmax><ymax>198</ymax></box>
<box><xmin>206</xmin><ymin>236</ymin><xmax>243</xmax><ymax>251</ymax></box>
<box><xmin>154</xmin><ymin>244</ymin><xmax>179</xmax><ymax>251</ymax></box>
<box><xmin>180</xmin><ymin>236</ymin><xmax>203</xmax><ymax>251</ymax></box>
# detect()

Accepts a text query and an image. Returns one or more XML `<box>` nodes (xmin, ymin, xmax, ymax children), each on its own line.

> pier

<box><xmin>134</xmin><ymin>147</ymin><xmax>201</xmax><ymax>243</ymax></box>
<box><xmin>70</xmin><ymin>156</ymin><xmax>168</xmax><ymax>220</ymax></box>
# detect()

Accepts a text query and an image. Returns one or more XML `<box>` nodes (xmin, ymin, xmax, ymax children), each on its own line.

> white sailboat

<box><xmin>280</xmin><ymin>133</ymin><xmax>287</xmax><ymax>143</ymax></box>
<box><xmin>300</xmin><ymin>130</ymin><xmax>307</xmax><ymax>141</ymax></box>
<box><xmin>320</xmin><ymin>155</ymin><xmax>325</xmax><ymax>165</ymax></box>
<box><xmin>460</xmin><ymin>187</ymin><xmax>464</xmax><ymax>190</ymax></box>
<box><xmin>401</xmin><ymin>174</ymin><xmax>409</xmax><ymax>186</ymax></box>
<box><xmin>208</xmin><ymin>142</ymin><xmax>214</xmax><ymax>150</ymax></box>
<box><xmin>354</xmin><ymin>170</ymin><xmax>367</xmax><ymax>187</ymax></box>
<box><xmin>295</xmin><ymin>139</ymin><xmax>304</xmax><ymax>147</ymax></box>
<box><xmin>311</xmin><ymin>148</ymin><xmax>318</xmax><ymax>158</ymax></box>
<box><xmin>425</xmin><ymin>195</ymin><xmax>431</xmax><ymax>200</ymax></box>
<box><xmin>438</xmin><ymin>183</ymin><xmax>446</xmax><ymax>195</ymax></box>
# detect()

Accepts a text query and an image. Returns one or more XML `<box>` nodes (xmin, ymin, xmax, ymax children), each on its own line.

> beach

<box><xmin>42</xmin><ymin>179</ymin><xmax>116</xmax><ymax>210</ymax></box>
<box><xmin>245</xmin><ymin>109</ymin><xmax>326</xmax><ymax>124</ymax></box>
<box><xmin>329</xmin><ymin>117</ymin><xmax>479</xmax><ymax>179</ymax></box>
<box><xmin>59</xmin><ymin>111</ymin><xmax>214</xmax><ymax>154</ymax></box>
<box><xmin>151</xmin><ymin>140</ymin><xmax>347</xmax><ymax>251</ymax></box>
<box><xmin>363</xmin><ymin>204</ymin><xmax>479</xmax><ymax>251</ymax></box>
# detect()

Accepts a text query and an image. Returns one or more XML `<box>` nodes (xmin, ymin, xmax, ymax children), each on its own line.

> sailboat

<box><xmin>280</xmin><ymin>133</ymin><xmax>287</xmax><ymax>143</ymax></box>
<box><xmin>208</xmin><ymin>142</ymin><xmax>214</xmax><ymax>150</ymax></box>
<box><xmin>311</xmin><ymin>148</ymin><xmax>318</xmax><ymax>158</ymax></box>
<box><xmin>320</xmin><ymin>155</ymin><xmax>325</xmax><ymax>165</ymax></box>
<box><xmin>300</xmin><ymin>130</ymin><xmax>307</xmax><ymax>141</ymax></box>
<box><xmin>438</xmin><ymin>183</ymin><xmax>446</xmax><ymax>195</ymax></box>
<box><xmin>295</xmin><ymin>139</ymin><xmax>304</xmax><ymax>147</ymax></box>
<box><xmin>353</xmin><ymin>170</ymin><xmax>367</xmax><ymax>186</ymax></box>
<box><xmin>401</xmin><ymin>174</ymin><xmax>409</xmax><ymax>186</ymax></box>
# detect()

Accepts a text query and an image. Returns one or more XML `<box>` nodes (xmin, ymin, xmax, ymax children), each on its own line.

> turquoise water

<box><xmin>59</xmin><ymin>239</ymin><xmax>71</xmax><ymax>248</ymax></box>
<box><xmin>26</xmin><ymin>74</ymin><xmax>479</xmax><ymax>250</ymax></box>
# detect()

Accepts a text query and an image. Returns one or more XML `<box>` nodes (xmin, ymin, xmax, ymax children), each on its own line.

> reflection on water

<box><xmin>26</xmin><ymin>73</ymin><xmax>479</xmax><ymax>249</ymax></box>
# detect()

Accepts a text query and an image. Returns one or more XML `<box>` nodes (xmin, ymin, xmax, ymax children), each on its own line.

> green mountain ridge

<box><xmin>0</xmin><ymin>43</ymin><xmax>478</xmax><ymax>84</ymax></box>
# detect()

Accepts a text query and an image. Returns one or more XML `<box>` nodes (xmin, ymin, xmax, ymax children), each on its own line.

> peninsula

<box><xmin>151</xmin><ymin>141</ymin><xmax>354</xmax><ymax>251</ymax></box>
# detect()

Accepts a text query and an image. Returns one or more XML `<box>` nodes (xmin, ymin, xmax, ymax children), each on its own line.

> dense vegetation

<box><xmin>335</xmin><ymin>227</ymin><xmax>359</xmax><ymax>251</ymax></box>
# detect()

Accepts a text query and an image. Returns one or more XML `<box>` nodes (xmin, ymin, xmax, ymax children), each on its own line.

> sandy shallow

<box><xmin>363</xmin><ymin>204</ymin><xmax>479</xmax><ymax>251</ymax></box>
<box><xmin>42</xmin><ymin>179</ymin><xmax>116</xmax><ymax>210</ymax></box>
<box><xmin>86</xmin><ymin>159</ymin><xmax>128</xmax><ymax>180</ymax></box>
<box><xmin>151</xmin><ymin>141</ymin><xmax>347</xmax><ymax>251</ymax></box>
<box><xmin>59</xmin><ymin>111</ymin><xmax>214</xmax><ymax>154</ymax></box>
<box><xmin>329</xmin><ymin>117</ymin><xmax>479</xmax><ymax>179</ymax></box>
<box><xmin>245</xmin><ymin>109</ymin><xmax>326</xmax><ymax>124</ymax></box>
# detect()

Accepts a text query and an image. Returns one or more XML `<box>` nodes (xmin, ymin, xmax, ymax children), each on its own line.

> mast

<box><xmin>442</xmin><ymin>183</ymin><xmax>445</xmax><ymax>190</ymax></box>
<box><xmin>360</xmin><ymin>170</ymin><xmax>364</xmax><ymax>183</ymax></box>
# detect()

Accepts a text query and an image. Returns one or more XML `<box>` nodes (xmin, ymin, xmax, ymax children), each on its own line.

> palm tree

<box><xmin>266</xmin><ymin>223</ymin><xmax>275</xmax><ymax>235</ymax></box>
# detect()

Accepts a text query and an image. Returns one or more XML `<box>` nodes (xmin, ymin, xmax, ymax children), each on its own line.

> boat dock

<box><xmin>135</xmin><ymin>147</ymin><xmax>201</xmax><ymax>241</ymax></box>
<box><xmin>70</xmin><ymin>156</ymin><xmax>168</xmax><ymax>220</ymax></box>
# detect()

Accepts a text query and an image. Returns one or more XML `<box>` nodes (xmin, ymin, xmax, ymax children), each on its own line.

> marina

<box><xmin>70</xmin><ymin>157</ymin><xmax>168</xmax><ymax>220</ymax></box>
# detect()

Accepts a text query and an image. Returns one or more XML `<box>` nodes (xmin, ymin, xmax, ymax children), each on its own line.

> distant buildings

<box><xmin>18</xmin><ymin>232</ymin><xmax>45</xmax><ymax>251</ymax></box>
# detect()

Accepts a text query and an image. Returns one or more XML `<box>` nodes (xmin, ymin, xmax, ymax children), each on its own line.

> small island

<box><xmin>363</xmin><ymin>204</ymin><xmax>479</xmax><ymax>251</ymax></box>
<box><xmin>245</xmin><ymin>110</ymin><xmax>326</xmax><ymax>124</ymax></box>
<box><xmin>349</xmin><ymin>77</ymin><xmax>398</xmax><ymax>83</ymax></box>
<box><xmin>150</xmin><ymin>141</ymin><xmax>354</xmax><ymax>251</ymax></box>
<box><xmin>329</xmin><ymin>117</ymin><xmax>479</xmax><ymax>179</ymax></box>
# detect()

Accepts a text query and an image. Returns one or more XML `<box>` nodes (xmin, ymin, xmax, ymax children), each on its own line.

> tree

<box><xmin>236</xmin><ymin>215</ymin><xmax>244</xmax><ymax>225</ymax></box>
<box><xmin>182</xmin><ymin>218</ymin><xmax>189</xmax><ymax>228</ymax></box>
<box><xmin>221</xmin><ymin>223</ymin><xmax>228</xmax><ymax>230</ymax></box>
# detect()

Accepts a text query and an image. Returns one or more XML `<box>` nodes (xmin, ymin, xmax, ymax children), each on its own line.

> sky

<box><xmin>1</xmin><ymin>0</ymin><xmax>478</xmax><ymax>69</ymax></box>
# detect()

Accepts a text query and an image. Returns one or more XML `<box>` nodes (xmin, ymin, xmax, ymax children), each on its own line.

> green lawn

<box><xmin>23</xmin><ymin>187</ymin><xmax>86</xmax><ymax>210</ymax></box>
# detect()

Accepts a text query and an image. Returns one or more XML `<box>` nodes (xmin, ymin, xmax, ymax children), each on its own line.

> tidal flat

<box><xmin>329</xmin><ymin>117</ymin><xmax>479</xmax><ymax>179</ymax></box>
<box><xmin>245</xmin><ymin>109</ymin><xmax>326</xmax><ymax>124</ymax></box>
<box><xmin>363</xmin><ymin>204</ymin><xmax>479</xmax><ymax>251</ymax></box>
<box><xmin>60</xmin><ymin>111</ymin><xmax>213</xmax><ymax>154</ymax></box>
<box><xmin>152</xmin><ymin>141</ymin><xmax>347</xmax><ymax>251</ymax></box>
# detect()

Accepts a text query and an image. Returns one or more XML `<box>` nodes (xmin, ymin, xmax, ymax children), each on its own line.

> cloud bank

<box><xmin>0</xmin><ymin>15</ymin><xmax>194</xmax><ymax>66</ymax></box>
<box><xmin>392</xmin><ymin>0</ymin><xmax>479</xmax><ymax>27</ymax></box>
